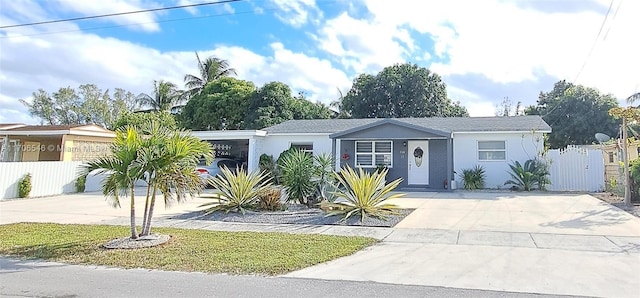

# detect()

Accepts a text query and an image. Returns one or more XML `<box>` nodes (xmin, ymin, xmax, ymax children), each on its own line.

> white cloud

<box><xmin>0</xmin><ymin>29</ymin><xmax>351</xmax><ymax>124</ymax></box>
<box><xmin>315</xmin><ymin>12</ymin><xmax>409</xmax><ymax>73</ymax></box>
<box><xmin>358</xmin><ymin>0</ymin><xmax>639</xmax><ymax>101</ymax></box>
<box><xmin>206</xmin><ymin>42</ymin><xmax>352</xmax><ymax>103</ymax></box>
<box><xmin>53</xmin><ymin>0</ymin><xmax>161</xmax><ymax>32</ymax></box>
<box><xmin>269</xmin><ymin>0</ymin><xmax>320</xmax><ymax>27</ymax></box>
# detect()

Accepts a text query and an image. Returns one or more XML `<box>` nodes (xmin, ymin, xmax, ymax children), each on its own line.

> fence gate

<box><xmin>546</xmin><ymin>146</ymin><xmax>605</xmax><ymax>192</ymax></box>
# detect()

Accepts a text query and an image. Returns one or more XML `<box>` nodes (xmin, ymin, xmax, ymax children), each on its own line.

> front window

<box><xmin>355</xmin><ymin>141</ymin><xmax>393</xmax><ymax>168</ymax></box>
<box><xmin>291</xmin><ymin>143</ymin><xmax>313</xmax><ymax>155</ymax></box>
<box><xmin>478</xmin><ymin>141</ymin><xmax>506</xmax><ymax>161</ymax></box>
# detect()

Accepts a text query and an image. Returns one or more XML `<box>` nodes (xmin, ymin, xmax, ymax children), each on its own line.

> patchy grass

<box><xmin>0</xmin><ymin>223</ymin><xmax>376</xmax><ymax>275</ymax></box>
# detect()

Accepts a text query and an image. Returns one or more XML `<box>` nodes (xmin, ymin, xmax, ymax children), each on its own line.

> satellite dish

<box><xmin>595</xmin><ymin>133</ymin><xmax>611</xmax><ymax>144</ymax></box>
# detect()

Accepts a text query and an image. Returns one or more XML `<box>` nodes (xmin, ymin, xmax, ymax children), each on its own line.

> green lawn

<box><xmin>0</xmin><ymin>223</ymin><xmax>376</xmax><ymax>275</ymax></box>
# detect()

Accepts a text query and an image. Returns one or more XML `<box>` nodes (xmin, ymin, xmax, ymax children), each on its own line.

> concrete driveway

<box><xmin>0</xmin><ymin>188</ymin><xmax>212</xmax><ymax>225</ymax></box>
<box><xmin>287</xmin><ymin>192</ymin><xmax>640</xmax><ymax>298</ymax></box>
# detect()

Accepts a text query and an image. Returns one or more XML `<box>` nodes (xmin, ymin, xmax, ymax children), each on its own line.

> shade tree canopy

<box><xmin>525</xmin><ymin>80</ymin><xmax>620</xmax><ymax>149</ymax></box>
<box><xmin>19</xmin><ymin>84</ymin><xmax>137</xmax><ymax>129</ymax></box>
<box><xmin>338</xmin><ymin>63</ymin><xmax>469</xmax><ymax>118</ymax></box>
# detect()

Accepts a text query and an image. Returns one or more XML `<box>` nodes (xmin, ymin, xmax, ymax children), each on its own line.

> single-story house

<box><xmin>192</xmin><ymin>115</ymin><xmax>551</xmax><ymax>190</ymax></box>
<box><xmin>0</xmin><ymin>124</ymin><xmax>115</xmax><ymax>162</ymax></box>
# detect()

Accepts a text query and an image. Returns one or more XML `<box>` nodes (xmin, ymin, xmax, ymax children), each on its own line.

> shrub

<box><xmin>278</xmin><ymin>148</ymin><xmax>315</xmax><ymax>204</ymax></box>
<box><xmin>75</xmin><ymin>174</ymin><xmax>87</xmax><ymax>193</ymax></box>
<box><xmin>460</xmin><ymin>165</ymin><xmax>486</xmax><ymax>190</ymax></box>
<box><xmin>504</xmin><ymin>159</ymin><xmax>550</xmax><ymax>191</ymax></box>
<box><xmin>322</xmin><ymin>166</ymin><xmax>403</xmax><ymax>221</ymax></box>
<box><xmin>256</xmin><ymin>186</ymin><xmax>288</xmax><ymax>211</ymax></box>
<box><xmin>18</xmin><ymin>173</ymin><xmax>32</xmax><ymax>198</ymax></box>
<box><xmin>199</xmin><ymin>167</ymin><xmax>271</xmax><ymax>214</ymax></box>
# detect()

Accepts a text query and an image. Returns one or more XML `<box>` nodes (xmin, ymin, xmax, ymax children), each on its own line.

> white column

<box><xmin>247</xmin><ymin>138</ymin><xmax>263</xmax><ymax>172</ymax></box>
<box><xmin>334</xmin><ymin>139</ymin><xmax>341</xmax><ymax>172</ymax></box>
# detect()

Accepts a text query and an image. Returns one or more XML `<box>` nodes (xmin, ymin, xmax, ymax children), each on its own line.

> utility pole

<box><xmin>622</xmin><ymin>117</ymin><xmax>631</xmax><ymax>206</ymax></box>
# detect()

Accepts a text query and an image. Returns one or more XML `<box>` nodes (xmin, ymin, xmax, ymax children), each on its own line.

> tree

<box><xmin>112</xmin><ymin>111</ymin><xmax>178</xmax><ymax>131</ymax></box>
<box><xmin>290</xmin><ymin>92</ymin><xmax>333</xmax><ymax>120</ymax></box>
<box><xmin>245</xmin><ymin>82</ymin><xmax>294</xmax><ymax>129</ymax></box>
<box><xmin>525</xmin><ymin>80</ymin><xmax>620</xmax><ymax>149</ymax></box>
<box><xmin>81</xmin><ymin>122</ymin><xmax>213</xmax><ymax>239</ymax></box>
<box><xmin>184</xmin><ymin>52</ymin><xmax>237</xmax><ymax>97</ymax></box>
<box><xmin>340</xmin><ymin>63</ymin><xmax>468</xmax><ymax>118</ymax></box>
<box><xmin>19</xmin><ymin>84</ymin><xmax>137</xmax><ymax>129</ymax></box>
<box><xmin>136</xmin><ymin>80</ymin><xmax>185</xmax><ymax>112</ymax></box>
<box><xmin>180</xmin><ymin>77</ymin><xmax>255</xmax><ymax>130</ymax></box>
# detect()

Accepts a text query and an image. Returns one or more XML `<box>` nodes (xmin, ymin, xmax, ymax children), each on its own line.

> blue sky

<box><xmin>1</xmin><ymin>0</ymin><xmax>638</xmax><ymax>124</ymax></box>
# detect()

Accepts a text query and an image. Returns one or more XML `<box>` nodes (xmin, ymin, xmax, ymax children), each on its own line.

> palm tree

<box><xmin>136</xmin><ymin>122</ymin><xmax>213</xmax><ymax>236</ymax></box>
<box><xmin>81</xmin><ymin>127</ymin><xmax>145</xmax><ymax>239</ymax></box>
<box><xmin>184</xmin><ymin>52</ymin><xmax>237</xmax><ymax>97</ymax></box>
<box><xmin>80</xmin><ymin>122</ymin><xmax>213</xmax><ymax>239</ymax></box>
<box><xmin>136</xmin><ymin>80</ymin><xmax>184</xmax><ymax>112</ymax></box>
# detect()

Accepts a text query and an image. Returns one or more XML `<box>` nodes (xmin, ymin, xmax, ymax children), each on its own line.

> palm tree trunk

<box><xmin>129</xmin><ymin>184</ymin><xmax>138</xmax><ymax>239</ymax></box>
<box><xmin>140</xmin><ymin>178</ymin><xmax>152</xmax><ymax>236</ymax></box>
<box><xmin>142</xmin><ymin>186</ymin><xmax>158</xmax><ymax>236</ymax></box>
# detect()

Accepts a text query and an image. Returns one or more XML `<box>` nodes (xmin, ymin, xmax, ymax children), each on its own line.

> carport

<box><xmin>191</xmin><ymin>130</ymin><xmax>267</xmax><ymax>172</ymax></box>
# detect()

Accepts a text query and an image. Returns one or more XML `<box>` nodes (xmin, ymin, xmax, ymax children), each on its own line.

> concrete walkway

<box><xmin>1</xmin><ymin>190</ymin><xmax>639</xmax><ymax>297</ymax></box>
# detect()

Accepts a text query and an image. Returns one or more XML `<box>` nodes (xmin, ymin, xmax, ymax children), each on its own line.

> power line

<box><xmin>537</xmin><ymin>0</ymin><xmax>618</xmax><ymax>128</ymax></box>
<box><xmin>0</xmin><ymin>8</ymin><xmax>272</xmax><ymax>40</ymax></box>
<box><xmin>573</xmin><ymin>0</ymin><xmax>615</xmax><ymax>83</ymax></box>
<box><xmin>0</xmin><ymin>0</ymin><xmax>242</xmax><ymax>29</ymax></box>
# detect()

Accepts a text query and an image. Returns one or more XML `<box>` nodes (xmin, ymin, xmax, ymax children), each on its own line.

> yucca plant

<box><xmin>323</xmin><ymin>165</ymin><xmax>404</xmax><ymax>221</ymax></box>
<box><xmin>200</xmin><ymin>167</ymin><xmax>272</xmax><ymax>214</ymax></box>
<box><xmin>460</xmin><ymin>165</ymin><xmax>486</xmax><ymax>190</ymax></box>
<box><xmin>312</xmin><ymin>153</ymin><xmax>337</xmax><ymax>202</ymax></box>
<box><xmin>278</xmin><ymin>148</ymin><xmax>315</xmax><ymax>204</ymax></box>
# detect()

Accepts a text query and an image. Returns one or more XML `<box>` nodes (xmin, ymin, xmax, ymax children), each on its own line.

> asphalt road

<box><xmin>0</xmin><ymin>258</ymin><xmax>579</xmax><ymax>298</ymax></box>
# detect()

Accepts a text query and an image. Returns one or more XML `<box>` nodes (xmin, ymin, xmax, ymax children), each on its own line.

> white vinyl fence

<box><xmin>0</xmin><ymin>161</ymin><xmax>105</xmax><ymax>199</ymax></box>
<box><xmin>546</xmin><ymin>146</ymin><xmax>605</xmax><ymax>192</ymax></box>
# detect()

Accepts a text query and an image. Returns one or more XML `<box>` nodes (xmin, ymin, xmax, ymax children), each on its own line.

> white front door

<box><xmin>408</xmin><ymin>140</ymin><xmax>429</xmax><ymax>185</ymax></box>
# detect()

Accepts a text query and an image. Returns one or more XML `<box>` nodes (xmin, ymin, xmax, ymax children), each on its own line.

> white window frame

<box><xmin>477</xmin><ymin>140</ymin><xmax>506</xmax><ymax>161</ymax></box>
<box><xmin>291</xmin><ymin>143</ymin><xmax>313</xmax><ymax>155</ymax></box>
<box><xmin>355</xmin><ymin>140</ymin><xmax>393</xmax><ymax>168</ymax></box>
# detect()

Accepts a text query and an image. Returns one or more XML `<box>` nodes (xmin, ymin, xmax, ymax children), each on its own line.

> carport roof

<box><xmin>263</xmin><ymin>115</ymin><xmax>552</xmax><ymax>134</ymax></box>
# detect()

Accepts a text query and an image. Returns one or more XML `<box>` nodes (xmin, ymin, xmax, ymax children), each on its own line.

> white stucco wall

<box><xmin>261</xmin><ymin>134</ymin><xmax>333</xmax><ymax>159</ymax></box>
<box><xmin>453</xmin><ymin>132</ymin><xmax>546</xmax><ymax>189</ymax></box>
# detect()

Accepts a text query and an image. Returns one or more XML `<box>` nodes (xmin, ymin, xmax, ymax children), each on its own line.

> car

<box><xmin>195</xmin><ymin>158</ymin><xmax>242</xmax><ymax>186</ymax></box>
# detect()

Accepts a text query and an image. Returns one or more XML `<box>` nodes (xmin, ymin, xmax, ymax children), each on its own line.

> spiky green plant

<box><xmin>200</xmin><ymin>167</ymin><xmax>272</xmax><ymax>214</ymax></box>
<box><xmin>323</xmin><ymin>166</ymin><xmax>404</xmax><ymax>221</ymax></box>
<box><xmin>504</xmin><ymin>159</ymin><xmax>550</xmax><ymax>191</ymax></box>
<box><xmin>460</xmin><ymin>165</ymin><xmax>486</xmax><ymax>190</ymax></box>
<box><xmin>312</xmin><ymin>153</ymin><xmax>337</xmax><ymax>202</ymax></box>
<box><xmin>278</xmin><ymin>148</ymin><xmax>315</xmax><ymax>204</ymax></box>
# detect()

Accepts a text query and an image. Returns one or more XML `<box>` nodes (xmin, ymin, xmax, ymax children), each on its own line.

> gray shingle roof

<box><xmin>262</xmin><ymin>116</ymin><xmax>551</xmax><ymax>134</ymax></box>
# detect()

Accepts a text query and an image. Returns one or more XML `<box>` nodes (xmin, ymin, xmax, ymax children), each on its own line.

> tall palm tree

<box><xmin>81</xmin><ymin>127</ymin><xmax>145</xmax><ymax>239</ymax></box>
<box><xmin>136</xmin><ymin>80</ymin><xmax>184</xmax><ymax>112</ymax></box>
<box><xmin>184</xmin><ymin>52</ymin><xmax>237</xmax><ymax>97</ymax></box>
<box><xmin>80</xmin><ymin>122</ymin><xmax>213</xmax><ymax>239</ymax></box>
<box><xmin>136</xmin><ymin>122</ymin><xmax>213</xmax><ymax>236</ymax></box>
